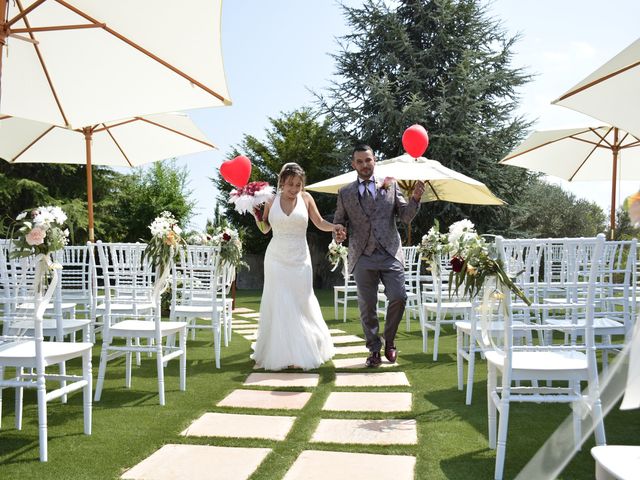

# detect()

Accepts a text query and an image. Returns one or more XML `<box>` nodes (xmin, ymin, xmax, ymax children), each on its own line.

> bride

<box><xmin>251</xmin><ymin>162</ymin><xmax>341</xmax><ymax>371</ymax></box>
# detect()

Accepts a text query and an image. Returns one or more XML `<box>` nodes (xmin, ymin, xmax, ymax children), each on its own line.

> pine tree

<box><xmin>318</xmin><ymin>0</ymin><xmax>536</xmax><ymax>236</ymax></box>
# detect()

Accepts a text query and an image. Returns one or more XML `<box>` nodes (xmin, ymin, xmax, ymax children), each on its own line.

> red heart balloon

<box><xmin>220</xmin><ymin>155</ymin><xmax>252</xmax><ymax>187</ymax></box>
<box><xmin>402</xmin><ymin>124</ymin><xmax>429</xmax><ymax>158</ymax></box>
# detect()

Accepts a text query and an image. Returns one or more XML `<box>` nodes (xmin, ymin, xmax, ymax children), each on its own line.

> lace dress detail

<box><xmin>252</xmin><ymin>193</ymin><xmax>335</xmax><ymax>370</ymax></box>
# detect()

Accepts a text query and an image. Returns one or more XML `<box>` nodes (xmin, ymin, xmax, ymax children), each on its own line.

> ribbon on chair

<box><xmin>477</xmin><ymin>275</ymin><xmax>509</xmax><ymax>354</ymax></box>
<box><xmin>151</xmin><ymin>248</ymin><xmax>173</xmax><ymax>306</ymax></box>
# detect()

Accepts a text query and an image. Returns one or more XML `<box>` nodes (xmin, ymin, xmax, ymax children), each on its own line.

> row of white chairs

<box><xmin>0</xmin><ymin>241</ymin><xmax>235</xmax><ymax>461</ymax></box>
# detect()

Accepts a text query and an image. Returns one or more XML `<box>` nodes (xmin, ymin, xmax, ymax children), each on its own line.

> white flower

<box><xmin>16</xmin><ymin>211</ymin><xmax>27</xmax><ymax>221</ymax></box>
<box><xmin>47</xmin><ymin>206</ymin><xmax>67</xmax><ymax>224</ymax></box>
<box><xmin>172</xmin><ymin>225</ymin><xmax>182</xmax><ymax>235</ymax></box>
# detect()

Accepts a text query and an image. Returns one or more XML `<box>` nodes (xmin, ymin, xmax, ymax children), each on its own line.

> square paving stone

<box><xmin>332</xmin><ymin>357</ymin><xmax>398</xmax><ymax>369</ymax></box>
<box><xmin>235</xmin><ymin>328</ymin><xmax>259</xmax><ymax>334</ymax></box>
<box><xmin>181</xmin><ymin>412</ymin><xmax>296</xmax><ymax>440</ymax></box>
<box><xmin>239</xmin><ymin>312</ymin><xmax>261</xmax><ymax>318</ymax></box>
<box><xmin>121</xmin><ymin>444</ymin><xmax>271</xmax><ymax>480</ymax></box>
<box><xmin>311</xmin><ymin>419</ymin><xmax>417</xmax><ymax>445</ymax></box>
<box><xmin>242</xmin><ymin>333</ymin><xmax>258</xmax><ymax>341</ymax></box>
<box><xmin>218</xmin><ymin>389</ymin><xmax>312</xmax><ymax>410</ymax></box>
<box><xmin>232</xmin><ymin>307</ymin><xmax>255</xmax><ymax>313</ymax></box>
<box><xmin>244</xmin><ymin>372</ymin><xmax>319</xmax><ymax>388</ymax></box>
<box><xmin>334</xmin><ymin>372</ymin><xmax>410</xmax><ymax>387</ymax></box>
<box><xmin>333</xmin><ymin>345</ymin><xmax>369</xmax><ymax>355</ymax></box>
<box><xmin>323</xmin><ymin>392</ymin><xmax>412</xmax><ymax>412</ymax></box>
<box><xmin>282</xmin><ymin>450</ymin><xmax>415</xmax><ymax>480</ymax></box>
<box><xmin>331</xmin><ymin>335</ymin><xmax>365</xmax><ymax>344</ymax></box>
<box><xmin>231</xmin><ymin>320</ymin><xmax>256</xmax><ymax>326</ymax></box>
<box><xmin>328</xmin><ymin>328</ymin><xmax>346</xmax><ymax>334</ymax></box>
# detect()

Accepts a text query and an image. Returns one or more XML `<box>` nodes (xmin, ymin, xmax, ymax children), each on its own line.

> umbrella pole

<box><xmin>84</xmin><ymin>127</ymin><xmax>95</xmax><ymax>242</ymax></box>
<box><xmin>610</xmin><ymin>128</ymin><xmax>619</xmax><ymax>239</ymax></box>
<box><xmin>0</xmin><ymin>0</ymin><xmax>7</xmax><ymax>78</ymax></box>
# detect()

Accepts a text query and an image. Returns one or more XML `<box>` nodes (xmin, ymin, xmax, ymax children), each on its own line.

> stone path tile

<box><xmin>235</xmin><ymin>328</ymin><xmax>259</xmax><ymax>334</ymax></box>
<box><xmin>328</xmin><ymin>328</ymin><xmax>346</xmax><ymax>334</ymax></box>
<box><xmin>334</xmin><ymin>371</ymin><xmax>410</xmax><ymax>387</ymax></box>
<box><xmin>242</xmin><ymin>333</ymin><xmax>258</xmax><ymax>341</ymax></box>
<box><xmin>239</xmin><ymin>312</ymin><xmax>261</xmax><ymax>318</ymax></box>
<box><xmin>181</xmin><ymin>412</ymin><xmax>296</xmax><ymax>441</ymax></box>
<box><xmin>323</xmin><ymin>392</ymin><xmax>412</xmax><ymax>412</ymax></box>
<box><xmin>121</xmin><ymin>444</ymin><xmax>271</xmax><ymax>480</ymax></box>
<box><xmin>331</xmin><ymin>335</ymin><xmax>365</xmax><ymax>344</ymax></box>
<box><xmin>232</xmin><ymin>307</ymin><xmax>255</xmax><ymax>313</ymax></box>
<box><xmin>282</xmin><ymin>450</ymin><xmax>415</xmax><ymax>480</ymax></box>
<box><xmin>231</xmin><ymin>320</ymin><xmax>256</xmax><ymax>326</ymax></box>
<box><xmin>311</xmin><ymin>419</ymin><xmax>417</xmax><ymax>445</ymax></box>
<box><xmin>218</xmin><ymin>389</ymin><xmax>312</xmax><ymax>410</ymax></box>
<box><xmin>332</xmin><ymin>357</ymin><xmax>398</xmax><ymax>369</ymax></box>
<box><xmin>244</xmin><ymin>372</ymin><xmax>319</xmax><ymax>388</ymax></box>
<box><xmin>333</xmin><ymin>345</ymin><xmax>369</xmax><ymax>355</ymax></box>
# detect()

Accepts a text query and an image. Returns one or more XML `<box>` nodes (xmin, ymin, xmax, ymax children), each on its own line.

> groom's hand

<box><xmin>412</xmin><ymin>181</ymin><xmax>425</xmax><ymax>202</ymax></box>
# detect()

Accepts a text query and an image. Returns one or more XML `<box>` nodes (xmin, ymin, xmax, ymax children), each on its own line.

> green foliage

<box><xmin>317</xmin><ymin>0</ymin><xmax>537</xmax><ymax>239</ymax></box>
<box><xmin>109</xmin><ymin>160</ymin><xmax>195</xmax><ymax>243</ymax></box>
<box><xmin>508</xmin><ymin>180</ymin><xmax>606</xmax><ymax>238</ymax></box>
<box><xmin>213</xmin><ymin>108</ymin><xmax>343</xmax><ymax>254</ymax></box>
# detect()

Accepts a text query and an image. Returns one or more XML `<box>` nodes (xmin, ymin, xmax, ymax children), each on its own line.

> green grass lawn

<box><xmin>0</xmin><ymin>289</ymin><xmax>637</xmax><ymax>479</ymax></box>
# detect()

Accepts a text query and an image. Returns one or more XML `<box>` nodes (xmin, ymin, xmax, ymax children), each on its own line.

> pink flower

<box><xmin>25</xmin><ymin>227</ymin><xmax>46</xmax><ymax>246</ymax></box>
<box><xmin>378</xmin><ymin>176</ymin><xmax>395</xmax><ymax>194</ymax></box>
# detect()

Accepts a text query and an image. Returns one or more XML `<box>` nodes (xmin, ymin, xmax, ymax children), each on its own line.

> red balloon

<box><xmin>220</xmin><ymin>155</ymin><xmax>252</xmax><ymax>187</ymax></box>
<box><xmin>402</xmin><ymin>124</ymin><xmax>429</xmax><ymax>158</ymax></box>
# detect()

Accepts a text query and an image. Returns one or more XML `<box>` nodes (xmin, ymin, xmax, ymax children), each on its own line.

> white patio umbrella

<box><xmin>0</xmin><ymin>112</ymin><xmax>215</xmax><ymax>240</ymax></box>
<box><xmin>553</xmin><ymin>37</ymin><xmax>640</xmax><ymax>140</ymax></box>
<box><xmin>307</xmin><ymin>154</ymin><xmax>505</xmax><ymax>205</ymax></box>
<box><xmin>0</xmin><ymin>0</ymin><xmax>231</xmax><ymax>129</ymax></box>
<box><xmin>499</xmin><ymin>126</ymin><xmax>640</xmax><ymax>234</ymax></box>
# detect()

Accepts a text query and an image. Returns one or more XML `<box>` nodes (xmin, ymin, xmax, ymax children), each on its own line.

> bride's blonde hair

<box><xmin>278</xmin><ymin>162</ymin><xmax>306</xmax><ymax>189</ymax></box>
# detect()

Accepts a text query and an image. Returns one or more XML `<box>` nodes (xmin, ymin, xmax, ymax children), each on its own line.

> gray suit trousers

<box><xmin>353</xmin><ymin>249</ymin><xmax>407</xmax><ymax>352</ymax></box>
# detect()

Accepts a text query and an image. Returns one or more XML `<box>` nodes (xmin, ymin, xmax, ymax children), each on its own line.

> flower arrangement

<box><xmin>327</xmin><ymin>240</ymin><xmax>348</xmax><ymax>271</ymax></box>
<box><xmin>419</xmin><ymin>219</ymin><xmax>530</xmax><ymax>305</ymax></box>
<box><xmin>144</xmin><ymin>211</ymin><xmax>185</xmax><ymax>273</ymax></box>
<box><xmin>377</xmin><ymin>176</ymin><xmax>395</xmax><ymax>195</ymax></box>
<box><xmin>10</xmin><ymin>206</ymin><xmax>69</xmax><ymax>259</ymax></box>
<box><xmin>209</xmin><ymin>225</ymin><xmax>246</xmax><ymax>269</ymax></box>
<box><xmin>229</xmin><ymin>181</ymin><xmax>274</xmax><ymax>228</ymax></box>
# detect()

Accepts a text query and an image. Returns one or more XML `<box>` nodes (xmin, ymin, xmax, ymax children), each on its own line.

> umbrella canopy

<box><xmin>0</xmin><ymin>0</ymin><xmax>231</xmax><ymax>129</ymax></box>
<box><xmin>307</xmin><ymin>154</ymin><xmax>505</xmax><ymax>205</ymax></box>
<box><xmin>0</xmin><ymin>112</ymin><xmax>215</xmax><ymax>239</ymax></box>
<box><xmin>500</xmin><ymin>126</ymin><xmax>640</xmax><ymax>233</ymax></box>
<box><xmin>553</xmin><ymin>37</ymin><xmax>640</xmax><ymax>140</ymax></box>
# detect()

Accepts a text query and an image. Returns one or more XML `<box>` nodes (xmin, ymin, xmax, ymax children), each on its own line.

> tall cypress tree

<box><xmin>318</xmin><ymin>0</ymin><xmax>536</xmax><ymax>236</ymax></box>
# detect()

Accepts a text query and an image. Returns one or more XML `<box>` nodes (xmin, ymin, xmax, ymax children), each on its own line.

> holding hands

<box><xmin>334</xmin><ymin>224</ymin><xmax>347</xmax><ymax>243</ymax></box>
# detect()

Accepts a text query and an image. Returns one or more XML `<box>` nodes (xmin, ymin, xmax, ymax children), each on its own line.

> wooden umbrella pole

<box><xmin>84</xmin><ymin>127</ymin><xmax>95</xmax><ymax>242</ymax></box>
<box><xmin>0</xmin><ymin>0</ymin><xmax>7</xmax><ymax>79</ymax></box>
<box><xmin>610</xmin><ymin>127</ymin><xmax>619</xmax><ymax>239</ymax></box>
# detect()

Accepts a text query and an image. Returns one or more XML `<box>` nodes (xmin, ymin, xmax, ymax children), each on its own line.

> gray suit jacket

<box><xmin>334</xmin><ymin>178</ymin><xmax>420</xmax><ymax>274</ymax></box>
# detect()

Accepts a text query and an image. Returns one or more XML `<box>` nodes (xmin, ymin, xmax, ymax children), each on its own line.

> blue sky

<box><xmin>174</xmin><ymin>0</ymin><xmax>640</xmax><ymax>229</ymax></box>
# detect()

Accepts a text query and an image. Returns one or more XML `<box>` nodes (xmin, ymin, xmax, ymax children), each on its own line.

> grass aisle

<box><xmin>0</xmin><ymin>289</ymin><xmax>637</xmax><ymax>479</ymax></box>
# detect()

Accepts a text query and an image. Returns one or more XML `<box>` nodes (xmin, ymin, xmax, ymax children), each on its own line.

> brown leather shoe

<box><xmin>365</xmin><ymin>351</ymin><xmax>382</xmax><ymax>368</ymax></box>
<box><xmin>384</xmin><ymin>345</ymin><xmax>397</xmax><ymax>363</ymax></box>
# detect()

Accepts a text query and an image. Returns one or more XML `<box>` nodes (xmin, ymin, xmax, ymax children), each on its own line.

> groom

<box><xmin>334</xmin><ymin>144</ymin><xmax>424</xmax><ymax>367</ymax></box>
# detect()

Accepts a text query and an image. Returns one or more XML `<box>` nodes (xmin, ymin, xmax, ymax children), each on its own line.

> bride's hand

<box><xmin>334</xmin><ymin>224</ymin><xmax>347</xmax><ymax>243</ymax></box>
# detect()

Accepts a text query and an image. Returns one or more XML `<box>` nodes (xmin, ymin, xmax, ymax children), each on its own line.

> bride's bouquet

<box><xmin>229</xmin><ymin>181</ymin><xmax>274</xmax><ymax>228</ymax></box>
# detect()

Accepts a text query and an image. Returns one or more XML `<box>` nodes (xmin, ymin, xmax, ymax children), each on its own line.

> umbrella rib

<box><xmin>555</xmin><ymin>60</ymin><xmax>640</xmax><ymax>102</ymax></box>
<box><xmin>425</xmin><ymin>180</ymin><xmax>441</xmax><ymax>201</ymax></box>
<box><xmin>6</xmin><ymin>0</ymin><xmax>44</xmax><ymax>27</ymax></box>
<box><xmin>11</xmin><ymin>23</ymin><xmax>105</xmax><ymax>33</ymax></box>
<box><xmin>135</xmin><ymin>116</ymin><xmax>216</xmax><ymax>149</ymax></box>
<box><xmin>501</xmin><ymin>128</ymin><xmax>593</xmax><ymax>161</ymax></box>
<box><xmin>567</xmin><ymin>140</ymin><xmax>601</xmax><ymax>182</ymax></box>
<box><xmin>10</xmin><ymin>124</ymin><xmax>56</xmax><ymax>163</ymax></box>
<box><xmin>101</xmin><ymin>123</ymin><xmax>134</xmax><ymax>167</ymax></box>
<box><xmin>55</xmin><ymin>0</ymin><xmax>232</xmax><ymax>105</ymax></box>
<box><xmin>15</xmin><ymin>0</ymin><xmax>70</xmax><ymax>127</ymax></box>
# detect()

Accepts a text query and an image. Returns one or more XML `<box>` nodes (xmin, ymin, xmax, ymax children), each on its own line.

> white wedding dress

<box><xmin>252</xmin><ymin>193</ymin><xmax>335</xmax><ymax>371</ymax></box>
